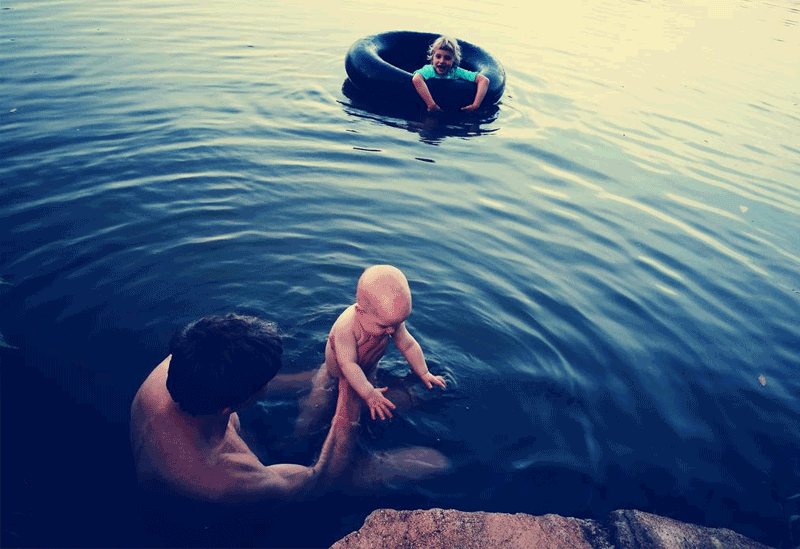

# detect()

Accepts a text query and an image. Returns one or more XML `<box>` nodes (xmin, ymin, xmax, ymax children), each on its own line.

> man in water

<box><xmin>130</xmin><ymin>313</ymin><xmax>360</xmax><ymax>503</ymax></box>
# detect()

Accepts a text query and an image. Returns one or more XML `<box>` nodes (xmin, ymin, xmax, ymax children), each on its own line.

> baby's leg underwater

<box><xmin>265</xmin><ymin>370</ymin><xmax>317</xmax><ymax>395</ymax></box>
<box><xmin>348</xmin><ymin>446</ymin><xmax>451</xmax><ymax>492</ymax></box>
<box><xmin>292</xmin><ymin>365</ymin><xmax>339</xmax><ymax>443</ymax></box>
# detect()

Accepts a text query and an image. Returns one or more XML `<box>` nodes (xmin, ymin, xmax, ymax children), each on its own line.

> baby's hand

<box><xmin>427</xmin><ymin>103</ymin><xmax>443</xmax><ymax>113</ymax></box>
<box><xmin>461</xmin><ymin>103</ymin><xmax>480</xmax><ymax>112</ymax></box>
<box><xmin>366</xmin><ymin>387</ymin><xmax>396</xmax><ymax>421</ymax></box>
<box><xmin>420</xmin><ymin>372</ymin><xmax>447</xmax><ymax>390</ymax></box>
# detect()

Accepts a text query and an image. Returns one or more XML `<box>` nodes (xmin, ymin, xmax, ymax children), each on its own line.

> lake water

<box><xmin>2</xmin><ymin>0</ymin><xmax>799</xmax><ymax>547</ymax></box>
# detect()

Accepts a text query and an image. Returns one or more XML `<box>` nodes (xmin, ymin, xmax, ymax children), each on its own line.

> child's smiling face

<box><xmin>432</xmin><ymin>47</ymin><xmax>455</xmax><ymax>75</ymax></box>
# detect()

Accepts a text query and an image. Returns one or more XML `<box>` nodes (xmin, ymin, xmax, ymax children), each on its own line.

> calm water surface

<box><xmin>2</xmin><ymin>0</ymin><xmax>799</xmax><ymax>547</ymax></box>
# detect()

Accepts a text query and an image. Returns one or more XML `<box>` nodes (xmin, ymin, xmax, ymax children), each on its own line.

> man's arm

<box><xmin>247</xmin><ymin>379</ymin><xmax>361</xmax><ymax>501</ymax></box>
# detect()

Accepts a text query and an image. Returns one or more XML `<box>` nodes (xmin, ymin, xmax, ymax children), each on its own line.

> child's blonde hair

<box><xmin>427</xmin><ymin>35</ymin><xmax>462</xmax><ymax>67</ymax></box>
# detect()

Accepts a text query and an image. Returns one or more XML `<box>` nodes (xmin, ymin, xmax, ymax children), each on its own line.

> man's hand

<box><xmin>420</xmin><ymin>371</ymin><xmax>447</xmax><ymax>390</ymax></box>
<box><xmin>366</xmin><ymin>387</ymin><xmax>396</xmax><ymax>420</ymax></box>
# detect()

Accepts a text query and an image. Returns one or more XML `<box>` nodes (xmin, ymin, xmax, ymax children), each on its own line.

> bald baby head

<box><xmin>356</xmin><ymin>265</ymin><xmax>412</xmax><ymax>320</ymax></box>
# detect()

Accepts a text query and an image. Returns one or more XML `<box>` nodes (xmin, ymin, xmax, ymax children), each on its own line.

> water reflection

<box><xmin>3</xmin><ymin>0</ymin><xmax>800</xmax><ymax>547</ymax></box>
<box><xmin>340</xmin><ymin>79</ymin><xmax>499</xmax><ymax>145</ymax></box>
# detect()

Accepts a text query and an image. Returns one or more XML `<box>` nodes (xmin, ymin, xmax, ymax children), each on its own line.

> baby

<box><xmin>412</xmin><ymin>35</ymin><xmax>490</xmax><ymax>113</ymax></box>
<box><xmin>301</xmin><ymin>265</ymin><xmax>446</xmax><ymax>425</ymax></box>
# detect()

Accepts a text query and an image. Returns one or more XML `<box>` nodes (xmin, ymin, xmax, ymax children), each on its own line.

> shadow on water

<box><xmin>341</xmin><ymin>79</ymin><xmax>500</xmax><ymax>146</ymax></box>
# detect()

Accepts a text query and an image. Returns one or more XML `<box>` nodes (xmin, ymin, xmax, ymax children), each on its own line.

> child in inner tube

<box><xmin>412</xmin><ymin>35</ymin><xmax>490</xmax><ymax>113</ymax></box>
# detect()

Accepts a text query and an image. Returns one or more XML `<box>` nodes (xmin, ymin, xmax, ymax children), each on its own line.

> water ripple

<box><xmin>3</xmin><ymin>1</ymin><xmax>799</xmax><ymax>547</ymax></box>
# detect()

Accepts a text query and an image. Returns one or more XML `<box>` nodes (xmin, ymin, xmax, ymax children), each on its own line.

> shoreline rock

<box><xmin>330</xmin><ymin>508</ymin><xmax>775</xmax><ymax>549</ymax></box>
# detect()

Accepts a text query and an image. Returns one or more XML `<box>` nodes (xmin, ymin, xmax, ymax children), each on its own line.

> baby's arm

<box><xmin>412</xmin><ymin>73</ymin><xmax>443</xmax><ymax>113</ymax></box>
<box><xmin>332</xmin><ymin>331</ymin><xmax>396</xmax><ymax>420</ymax></box>
<box><xmin>394</xmin><ymin>323</ymin><xmax>446</xmax><ymax>390</ymax></box>
<box><xmin>461</xmin><ymin>73</ymin><xmax>490</xmax><ymax>112</ymax></box>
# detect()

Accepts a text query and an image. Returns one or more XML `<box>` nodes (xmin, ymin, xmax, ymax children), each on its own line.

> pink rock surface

<box><xmin>610</xmin><ymin>509</ymin><xmax>775</xmax><ymax>549</ymax></box>
<box><xmin>329</xmin><ymin>508</ymin><xmax>775</xmax><ymax>549</ymax></box>
<box><xmin>329</xmin><ymin>508</ymin><xmax>611</xmax><ymax>549</ymax></box>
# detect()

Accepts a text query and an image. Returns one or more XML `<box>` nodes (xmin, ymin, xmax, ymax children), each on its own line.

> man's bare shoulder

<box><xmin>130</xmin><ymin>356</ymin><xmax>321</xmax><ymax>503</ymax></box>
<box><xmin>130</xmin><ymin>358</ymin><xmax>172</xmax><ymax>454</ymax></box>
<box><xmin>131</xmin><ymin>358</ymin><xmax>171</xmax><ymax>416</ymax></box>
<box><xmin>138</xmin><ymin>409</ymin><xmax>299</xmax><ymax>501</ymax></box>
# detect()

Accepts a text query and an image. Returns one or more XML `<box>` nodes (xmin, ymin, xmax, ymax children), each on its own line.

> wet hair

<box><xmin>166</xmin><ymin>313</ymin><xmax>283</xmax><ymax>416</ymax></box>
<box><xmin>427</xmin><ymin>35</ymin><xmax>462</xmax><ymax>67</ymax></box>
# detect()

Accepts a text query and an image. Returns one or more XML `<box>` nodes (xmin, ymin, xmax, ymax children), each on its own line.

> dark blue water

<box><xmin>3</xmin><ymin>0</ymin><xmax>799</xmax><ymax>547</ymax></box>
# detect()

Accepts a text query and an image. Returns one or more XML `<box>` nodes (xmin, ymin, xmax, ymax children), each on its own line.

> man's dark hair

<box><xmin>166</xmin><ymin>313</ymin><xmax>283</xmax><ymax>416</ymax></box>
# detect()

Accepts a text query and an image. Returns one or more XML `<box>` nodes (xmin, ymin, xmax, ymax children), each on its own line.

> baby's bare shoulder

<box><xmin>330</xmin><ymin>304</ymin><xmax>358</xmax><ymax>334</ymax></box>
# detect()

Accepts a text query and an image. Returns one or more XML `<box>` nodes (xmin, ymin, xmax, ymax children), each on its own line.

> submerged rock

<box><xmin>330</xmin><ymin>508</ymin><xmax>774</xmax><ymax>549</ymax></box>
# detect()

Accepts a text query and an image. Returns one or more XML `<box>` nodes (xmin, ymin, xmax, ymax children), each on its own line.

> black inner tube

<box><xmin>345</xmin><ymin>31</ymin><xmax>505</xmax><ymax>111</ymax></box>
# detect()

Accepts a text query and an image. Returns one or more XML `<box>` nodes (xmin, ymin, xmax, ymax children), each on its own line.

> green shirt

<box><xmin>414</xmin><ymin>64</ymin><xmax>478</xmax><ymax>82</ymax></box>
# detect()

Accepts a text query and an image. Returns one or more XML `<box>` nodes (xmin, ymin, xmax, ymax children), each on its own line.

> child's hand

<box><xmin>366</xmin><ymin>387</ymin><xmax>396</xmax><ymax>421</ymax></box>
<box><xmin>427</xmin><ymin>103</ymin><xmax>443</xmax><ymax>113</ymax></box>
<box><xmin>461</xmin><ymin>103</ymin><xmax>480</xmax><ymax>112</ymax></box>
<box><xmin>420</xmin><ymin>372</ymin><xmax>447</xmax><ymax>390</ymax></box>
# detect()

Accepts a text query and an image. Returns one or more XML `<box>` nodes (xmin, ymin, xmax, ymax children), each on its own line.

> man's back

<box><xmin>131</xmin><ymin>352</ymin><xmax>361</xmax><ymax>505</ymax></box>
<box><xmin>130</xmin><ymin>357</ymin><xmax>267</xmax><ymax>501</ymax></box>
